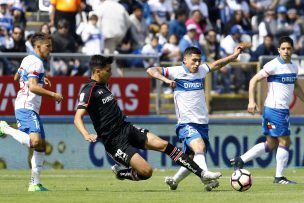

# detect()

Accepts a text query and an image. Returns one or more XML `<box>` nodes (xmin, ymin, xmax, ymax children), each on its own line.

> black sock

<box><xmin>116</xmin><ymin>168</ymin><xmax>149</xmax><ymax>181</ymax></box>
<box><xmin>164</xmin><ymin>143</ymin><xmax>203</xmax><ymax>177</ymax></box>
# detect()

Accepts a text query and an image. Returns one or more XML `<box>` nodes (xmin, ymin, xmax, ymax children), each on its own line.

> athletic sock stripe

<box><xmin>174</xmin><ymin>151</ymin><xmax>183</xmax><ymax>162</ymax></box>
<box><xmin>169</xmin><ymin>147</ymin><xmax>177</xmax><ymax>157</ymax></box>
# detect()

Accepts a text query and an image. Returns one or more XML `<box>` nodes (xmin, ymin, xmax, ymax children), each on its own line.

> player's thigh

<box><xmin>265</xmin><ymin>136</ymin><xmax>278</xmax><ymax>150</ymax></box>
<box><xmin>144</xmin><ymin>132</ymin><xmax>168</xmax><ymax>152</ymax></box>
<box><xmin>277</xmin><ymin>136</ymin><xmax>291</xmax><ymax>147</ymax></box>
<box><xmin>189</xmin><ymin>137</ymin><xmax>206</xmax><ymax>153</ymax></box>
<box><xmin>129</xmin><ymin>153</ymin><xmax>152</xmax><ymax>176</ymax></box>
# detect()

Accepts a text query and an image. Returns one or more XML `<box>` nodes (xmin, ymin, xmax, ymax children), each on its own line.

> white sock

<box><xmin>3</xmin><ymin>126</ymin><xmax>30</xmax><ymax>147</ymax></box>
<box><xmin>241</xmin><ymin>142</ymin><xmax>268</xmax><ymax>163</ymax></box>
<box><xmin>173</xmin><ymin>167</ymin><xmax>190</xmax><ymax>183</ymax></box>
<box><xmin>31</xmin><ymin>151</ymin><xmax>45</xmax><ymax>185</ymax></box>
<box><xmin>276</xmin><ymin>146</ymin><xmax>289</xmax><ymax>177</ymax></box>
<box><xmin>193</xmin><ymin>153</ymin><xmax>208</xmax><ymax>171</ymax></box>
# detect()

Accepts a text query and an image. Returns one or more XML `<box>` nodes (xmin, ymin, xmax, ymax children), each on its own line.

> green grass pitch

<box><xmin>0</xmin><ymin>168</ymin><xmax>303</xmax><ymax>203</ymax></box>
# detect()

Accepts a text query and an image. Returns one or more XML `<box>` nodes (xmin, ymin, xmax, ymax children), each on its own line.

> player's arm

<box><xmin>294</xmin><ymin>80</ymin><xmax>304</xmax><ymax>102</ymax></box>
<box><xmin>247</xmin><ymin>70</ymin><xmax>267</xmax><ymax>114</ymax></box>
<box><xmin>14</xmin><ymin>71</ymin><xmax>20</xmax><ymax>82</ymax></box>
<box><xmin>28</xmin><ymin>77</ymin><xmax>63</xmax><ymax>102</ymax></box>
<box><xmin>74</xmin><ymin>109</ymin><xmax>97</xmax><ymax>142</ymax></box>
<box><xmin>146</xmin><ymin>66</ymin><xmax>176</xmax><ymax>88</ymax></box>
<box><xmin>209</xmin><ymin>42</ymin><xmax>250</xmax><ymax>72</ymax></box>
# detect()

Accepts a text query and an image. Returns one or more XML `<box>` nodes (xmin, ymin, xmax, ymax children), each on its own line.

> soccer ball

<box><xmin>230</xmin><ymin>169</ymin><xmax>252</xmax><ymax>192</ymax></box>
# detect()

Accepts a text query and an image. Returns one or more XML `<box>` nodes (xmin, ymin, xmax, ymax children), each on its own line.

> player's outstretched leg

<box><xmin>0</xmin><ymin>120</ymin><xmax>31</xmax><ymax>147</ymax></box>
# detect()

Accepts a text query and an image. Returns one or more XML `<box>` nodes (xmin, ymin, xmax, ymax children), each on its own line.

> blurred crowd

<box><xmin>1</xmin><ymin>0</ymin><xmax>304</xmax><ymax>93</ymax></box>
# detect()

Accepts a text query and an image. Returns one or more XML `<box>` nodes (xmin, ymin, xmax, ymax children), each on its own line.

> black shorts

<box><xmin>104</xmin><ymin>122</ymin><xmax>148</xmax><ymax>167</ymax></box>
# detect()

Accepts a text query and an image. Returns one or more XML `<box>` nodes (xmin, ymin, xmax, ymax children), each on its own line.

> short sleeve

<box><xmin>162</xmin><ymin>66</ymin><xmax>180</xmax><ymax>80</ymax></box>
<box><xmin>27</xmin><ymin>61</ymin><xmax>43</xmax><ymax>79</ymax></box>
<box><xmin>77</xmin><ymin>86</ymin><xmax>94</xmax><ymax>109</ymax></box>
<box><xmin>262</xmin><ymin>61</ymin><xmax>276</xmax><ymax>75</ymax></box>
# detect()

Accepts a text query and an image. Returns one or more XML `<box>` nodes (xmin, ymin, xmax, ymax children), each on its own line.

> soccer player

<box><xmin>230</xmin><ymin>36</ymin><xmax>304</xmax><ymax>184</ymax></box>
<box><xmin>74</xmin><ymin>55</ymin><xmax>222</xmax><ymax>186</ymax></box>
<box><xmin>146</xmin><ymin>44</ymin><xmax>247</xmax><ymax>191</ymax></box>
<box><xmin>0</xmin><ymin>32</ymin><xmax>63</xmax><ymax>191</ymax></box>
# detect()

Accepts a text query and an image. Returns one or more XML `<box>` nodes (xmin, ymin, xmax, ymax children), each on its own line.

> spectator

<box><xmin>185</xmin><ymin>9</ymin><xmax>209</xmax><ymax>41</ymax></box>
<box><xmin>4</xmin><ymin>25</ymin><xmax>26</xmax><ymax>52</ymax></box>
<box><xmin>11</xmin><ymin>3</ymin><xmax>26</xmax><ymax>30</ymax></box>
<box><xmin>156</xmin><ymin>22</ymin><xmax>169</xmax><ymax>46</ymax></box>
<box><xmin>52</xmin><ymin>19</ymin><xmax>79</xmax><ymax>75</ymax></box>
<box><xmin>50</xmin><ymin>0</ymin><xmax>81</xmax><ymax>40</ymax></box>
<box><xmin>161</xmin><ymin>34</ymin><xmax>181</xmax><ymax>62</ymax></box>
<box><xmin>80</xmin><ymin>11</ymin><xmax>104</xmax><ymax>55</ymax></box>
<box><xmin>119</xmin><ymin>0</ymin><xmax>142</xmax><ymax>15</ymax></box>
<box><xmin>179</xmin><ymin>24</ymin><xmax>206</xmax><ymax>62</ymax></box>
<box><xmin>40</xmin><ymin>23</ymin><xmax>51</xmax><ymax>34</ymax></box>
<box><xmin>185</xmin><ymin>0</ymin><xmax>209</xmax><ymax>18</ymax></box>
<box><xmin>96</xmin><ymin>0</ymin><xmax>131</xmax><ymax>54</ymax></box>
<box><xmin>220</xmin><ymin>25</ymin><xmax>243</xmax><ymax>93</ymax></box>
<box><xmin>223</xmin><ymin>10</ymin><xmax>251</xmax><ymax>36</ymax></box>
<box><xmin>141</xmin><ymin>35</ymin><xmax>161</xmax><ymax>68</ymax></box>
<box><xmin>148</xmin><ymin>0</ymin><xmax>173</xmax><ymax>26</ymax></box>
<box><xmin>275</xmin><ymin>5</ymin><xmax>293</xmax><ymax>40</ymax></box>
<box><xmin>201</xmin><ymin>29</ymin><xmax>222</xmax><ymax>93</ymax></box>
<box><xmin>138</xmin><ymin>0</ymin><xmax>153</xmax><ymax>25</ymax></box>
<box><xmin>249</xmin><ymin>0</ymin><xmax>279</xmax><ymax>23</ymax></box>
<box><xmin>258</xmin><ymin>9</ymin><xmax>277</xmax><ymax>44</ymax></box>
<box><xmin>286</xmin><ymin>8</ymin><xmax>302</xmax><ymax>47</ymax></box>
<box><xmin>250</xmin><ymin>34</ymin><xmax>278</xmax><ymax>62</ymax></box>
<box><xmin>168</xmin><ymin>9</ymin><xmax>187</xmax><ymax>41</ymax></box>
<box><xmin>0</xmin><ymin>0</ymin><xmax>13</xmax><ymax>33</ymax></box>
<box><xmin>129</xmin><ymin>4</ymin><xmax>149</xmax><ymax>51</ymax></box>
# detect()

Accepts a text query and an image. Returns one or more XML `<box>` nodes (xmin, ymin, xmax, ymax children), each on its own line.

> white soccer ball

<box><xmin>230</xmin><ymin>169</ymin><xmax>252</xmax><ymax>192</ymax></box>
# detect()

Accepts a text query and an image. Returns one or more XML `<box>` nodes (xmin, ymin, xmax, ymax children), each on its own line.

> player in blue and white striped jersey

<box><xmin>147</xmin><ymin>43</ymin><xmax>247</xmax><ymax>191</ymax></box>
<box><xmin>231</xmin><ymin>36</ymin><xmax>304</xmax><ymax>184</ymax></box>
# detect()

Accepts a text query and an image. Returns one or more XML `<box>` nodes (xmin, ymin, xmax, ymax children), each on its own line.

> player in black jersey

<box><xmin>74</xmin><ymin>55</ymin><xmax>221</xmax><ymax>183</ymax></box>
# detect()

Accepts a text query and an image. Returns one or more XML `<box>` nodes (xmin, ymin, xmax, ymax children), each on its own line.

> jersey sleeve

<box><xmin>77</xmin><ymin>85</ymin><xmax>94</xmax><ymax>109</ymax></box>
<box><xmin>262</xmin><ymin>61</ymin><xmax>276</xmax><ymax>76</ymax></box>
<box><xmin>200</xmin><ymin>63</ymin><xmax>210</xmax><ymax>77</ymax></box>
<box><xmin>162</xmin><ymin>66</ymin><xmax>179</xmax><ymax>80</ymax></box>
<box><xmin>27</xmin><ymin>61</ymin><xmax>43</xmax><ymax>79</ymax></box>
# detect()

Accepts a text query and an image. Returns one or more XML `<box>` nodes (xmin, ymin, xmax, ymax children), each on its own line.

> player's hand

<box><xmin>247</xmin><ymin>102</ymin><xmax>259</xmax><ymax>115</ymax></box>
<box><xmin>165</xmin><ymin>79</ymin><xmax>176</xmax><ymax>88</ymax></box>
<box><xmin>53</xmin><ymin>92</ymin><xmax>63</xmax><ymax>103</ymax></box>
<box><xmin>234</xmin><ymin>42</ymin><xmax>251</xmax><ymax>55</ymax></box>
<box><xmin>84</xmin><ymin>134</ymin><xmax>97</xmax><ymax>142</ymax></box>
<box><xmin>44</xmin><ymin>77</ymin><xmax>51</xmax><ymax>88</ymax></box>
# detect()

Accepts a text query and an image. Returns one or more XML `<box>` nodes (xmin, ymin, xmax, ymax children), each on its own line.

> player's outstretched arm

<box><xmin>146</xmin><ymin>66</ymin><xmax>176</xmax><ymax>88</ymax></box>
<box><xmin>294</xmin><ymin>80</ymin><xmax>304</xmax><ymax>102</ymax></box>
<box><xmin>28</xmin><ymin>77</ymin><xmax>63</xmax><ymax>103</ymax></box>
<box><xmin>209</xmin><ymin>42</ymin><xmax>251</xmax><ymax>72</ymax></box>
<box><xmin>74</xmin><ymin>109</ymin><xmax>97</xmax><ymax>142</ymax></box>
<box><xmin>247</xmin><ymin>71</ymin><xmax>266</xmax><ymax>114</ymax></box>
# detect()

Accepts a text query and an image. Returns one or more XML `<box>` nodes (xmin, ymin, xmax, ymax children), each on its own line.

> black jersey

<box><xmin>77</xmin><ymin>79</ymin><xmax>126</xmax><ymax>138</ymax></box>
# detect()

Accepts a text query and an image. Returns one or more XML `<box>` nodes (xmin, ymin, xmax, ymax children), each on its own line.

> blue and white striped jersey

<box><xmin>162</xmin><ymin>63</ymin><xmax>210</xmax><ymax>124</ymax></box>
<box><xmin>262</xmin><ymin>56</ymin><xmax>298</xmax><ymax>109</ymax></box>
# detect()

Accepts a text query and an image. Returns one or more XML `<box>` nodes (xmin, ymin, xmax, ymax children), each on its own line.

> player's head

<box><xmin>90</xmin><ymin>55</ymin><xmax>114</xmax><ymax>83</ymax></box>
<box><xmin>31</xmin><ymin>32</ymin><xmax>52</xmax><ymax>59</ymax></box>
<box><xmin>278</xmin><ymin>36</ymin><xmax>294</xmax><ymax>62</ymax></box>
<box><xmin>183</xmin><ymin>47</ymin><xmax>201</xmax><ymax>73</ymax></box>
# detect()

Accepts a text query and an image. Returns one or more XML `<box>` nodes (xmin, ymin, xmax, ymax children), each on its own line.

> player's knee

<box><xmin>138</xmin><ymin>166</ymin><xmax>153</xmax><ymax>179</ymax></box>
<box><xmin>30</xmin><ymin>139</ymin><xmax>40</xmax><ymax>148</ymax></box>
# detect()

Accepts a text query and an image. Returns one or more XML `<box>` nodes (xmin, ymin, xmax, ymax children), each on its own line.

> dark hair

<box><xmin>183</xmin><ymin>47</ymin><xmax>201</xmax><ymax>56</ymax></box>
<box><xmin>278</xmin><ymin>36</ymin><xmax>293</xmax><ymax>48</ymax></box>
<box><xmin>57</xmin><ymin>19</ymin><xmax>69</xmax><ymax>29</ymax></box>
<box><xmin>30</xmin><ymin>32</ymin><xmax>52</xmax><ymax>47</ymax></box>
<box><xmin>90</xmin><ymin>55</ymin><xmax>114</xmax><ymax>71</ymax></box>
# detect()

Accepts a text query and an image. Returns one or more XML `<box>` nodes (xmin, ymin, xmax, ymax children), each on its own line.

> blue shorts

<box><xmin>176</xmin><ymin>123</ymin><xmax>209</xmax><ymax>155</ymax></box>
<box><xmin>15</xmin><ymin>109</ymin><xmax>45</xmax><ymax>139</ymax></box>
<box><xmin>262</xmin><ymin>106</ymin><xmax>290</xmax><ymax>137</ymax></box>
